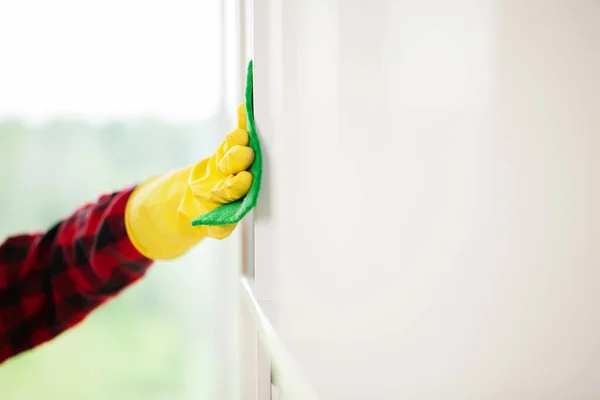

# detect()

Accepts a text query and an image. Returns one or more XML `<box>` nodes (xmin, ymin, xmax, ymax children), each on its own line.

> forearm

<box><xmin>0</xmin><ymin>187</ymin><xmax>152</xmax><ymax>363</ymax></box>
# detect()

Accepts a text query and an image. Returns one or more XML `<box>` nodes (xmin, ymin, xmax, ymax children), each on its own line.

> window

<box><xmin>0</xmin><ymin>1</ymin><xmax>228</xmax><ymax>399</ymax></box>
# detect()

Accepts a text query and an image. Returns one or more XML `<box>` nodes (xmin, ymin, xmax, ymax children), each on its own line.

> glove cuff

<box><xmin>125</xmin><ymin>165</ymin><xmax>208</xmax><ymax>260</ymax></box>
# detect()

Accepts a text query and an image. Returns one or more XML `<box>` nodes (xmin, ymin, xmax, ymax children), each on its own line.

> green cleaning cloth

<box><xmin>191</xmin><ymin>60</ymin><xmax>262</xmax><ymax>227</ymax></box>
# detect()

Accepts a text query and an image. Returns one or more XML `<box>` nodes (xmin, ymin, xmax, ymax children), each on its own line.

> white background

<box><xmin>253</xmin><ymin>0</ymin><xmax>600</xmax><ymax>398</ymax></box>
<box><xmin>0</xmin><ymin>0</ymin><xmax>221</xmax><ymax>123</ymax></box>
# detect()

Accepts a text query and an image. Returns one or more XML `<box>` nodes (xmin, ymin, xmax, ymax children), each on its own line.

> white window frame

<box><xmin>221</xmin><ymin>0</ymin><xmax>271</xmax><ymax>399</ymax></box>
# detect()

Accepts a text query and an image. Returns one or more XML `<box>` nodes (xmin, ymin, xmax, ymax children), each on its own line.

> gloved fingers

<box><xmin>237</xmin><ymin>103</ymin><xmax>247</xmax><ymax>130</ymax></box>
<box><xmin>226</xmin><ymin>127</ymin><xmax>249</xmax><ymax>148</ymax></box>
<box><xmin>217</xmin><ymin>145</ymin><xmax>255</xmax><ymax>175</ymax></box>
<box><xmin>211</xmin><ymin>171</ymin><xmax>253</xmax><ymax>203</ymax></box>
<box><xmin>214</xmin><ymin>127</ymin><xmax>249</xmax><ymax>163</ymax></box>
<box><xmin>206</xmin><ymin>224</ymin><xmax>237</xmax><ymax>240</ymax></box>
<box><xmin>213</xmin><ymin>104</ymin><xmax>247</xmax><ymax>162</ymax></box>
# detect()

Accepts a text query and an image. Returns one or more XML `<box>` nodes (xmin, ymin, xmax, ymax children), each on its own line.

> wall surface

<box><xmin>252</xmin><ymin>0</ymin><xmax>599</xmax><ymax>398</ymax></box>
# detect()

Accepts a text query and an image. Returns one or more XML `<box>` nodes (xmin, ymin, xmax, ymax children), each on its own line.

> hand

<box><xmin>125</xmin><ymin>104</ymin><xmax>255</xmax><ymax>260</ymax></box>
<box><xmin>188</xmin><ymin>104</ymin><xmax>254</xmax><ymax>239</ymax></box>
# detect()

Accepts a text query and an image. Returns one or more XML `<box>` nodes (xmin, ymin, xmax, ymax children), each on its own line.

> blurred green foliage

<box><xmin>0</xmin><ymin>118</ymin><xmax>221</xmax><ymax>399</ymax></box>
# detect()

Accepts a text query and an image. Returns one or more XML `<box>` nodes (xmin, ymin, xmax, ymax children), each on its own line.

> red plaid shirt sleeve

<box><xmin>0</xmin><ymin>186</ymin><xmax>153</xmax><ymax>364</ymax></box>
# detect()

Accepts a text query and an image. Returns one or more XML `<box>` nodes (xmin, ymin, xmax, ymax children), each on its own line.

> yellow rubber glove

<box><xmin>125</xmin><ymin>104</ymin><xmax>254</xmax><ymax>260</ymax></box>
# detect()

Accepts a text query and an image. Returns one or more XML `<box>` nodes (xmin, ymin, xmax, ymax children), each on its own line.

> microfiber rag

<box><xmin>191</xmin><ymin>60</ymin><xmax>262</xmax><ymax>227</ymax></box>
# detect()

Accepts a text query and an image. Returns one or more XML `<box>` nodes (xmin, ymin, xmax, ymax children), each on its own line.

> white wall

<box><xmin>253</xmin><ymin>0</ymin><xmax>600</xmax><ymax>398</ymax></box>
